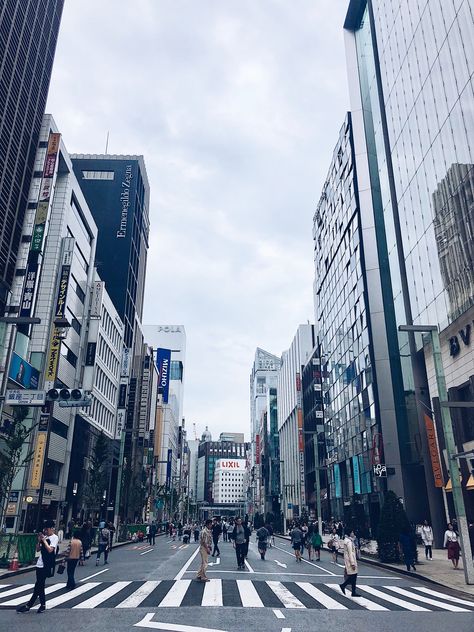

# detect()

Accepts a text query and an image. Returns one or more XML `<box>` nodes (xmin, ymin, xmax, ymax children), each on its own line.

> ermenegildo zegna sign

<box><xmin>116</xmin><ymin>164</ymin><xmax>133</xmax><ymax>238</ymax></box>
<box><xmin>449</xmin><ymin>322</ymin><xmax>472</xmax><ymax>357</ymax></box>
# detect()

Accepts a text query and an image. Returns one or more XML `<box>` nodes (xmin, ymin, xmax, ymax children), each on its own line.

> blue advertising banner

<box><xmin>156</xmin><ymin>348</ymin><xmax>171</xmax><ymax>403</ymax></box>
<box><xmin>334</xmin><ymin>463</ymin><xmax>342</xmax><ymax>498</ymax></box>
<box><xmin>166</xmin><ymin>448</ymin><xmax>172</xmax><ymax>489</ymax></box>
<box><xmin>352</xmin><ymin>455</ymin><xmax>361</xmax><ymax>494</ymax></box>
<box><xmin>8</xmin><ymin>352</ymin><xmax>39</xmax><ymax>389</ymax></box>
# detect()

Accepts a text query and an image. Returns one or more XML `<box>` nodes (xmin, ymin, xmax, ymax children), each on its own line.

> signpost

<box><xmin>5</xmin><ymin>389</ymin><xmax>46</xmax><ymax>406</ymax></box>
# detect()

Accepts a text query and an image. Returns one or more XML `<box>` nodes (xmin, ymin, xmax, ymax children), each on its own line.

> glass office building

<box><xmin>344</xmin><ymin>0</ymin><xmax>474</xmax><ymax>533</ymax></box>
<box><xmin>0</xmin><ymin>0</ymin><xmax>64</xmax><ymax>310</ymax></box>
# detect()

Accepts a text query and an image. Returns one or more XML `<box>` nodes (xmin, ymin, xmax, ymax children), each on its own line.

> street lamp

<box><xmin>399</xmin><ymin>324</ymin><xmax>474</xmax><ymax>584</ymax></box>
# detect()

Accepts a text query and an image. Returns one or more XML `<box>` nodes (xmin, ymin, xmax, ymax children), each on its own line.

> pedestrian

<box><xmin>211</xmin><ymin>517</ymin><xmax>222</xmax><ymax>557</ymax></box>
<box><xmin>80</xmin><ymin>521</ymin><xmax>92</xmax><ymax>561</ymax></box>
<box><xmin>328</xmin><ymin>527</ymin><xmax>340</xmax><ymax>563</ymax></box>
<box><xmin>421</xmin><ymin>520</ymin><xmax>434</xmax><ymax>560</ymax></box>
<box><xmin>65</xmin><ymin>532</ymin><xmax>83</xmax><ymax>589</ymax></box>
<box><xmin>66</xmin><ymin>519</ymin><xmax>73</xmax><ymax>540</ymax></box>
<box><xmin>146</xmin><ymin>524</ymin><xmax>151</xmax><ymax>545</ymax></box>
<box><xmin>196</xmin><ymin>519</ymin><xmax>212</xmax><ymax>582</ymax></box>
<box><xmin>290</xmin><ymin>523</ymin><xmax>303</xmax><ymax>562</ymax></box>
<box><xmin>57</xmin><ymin>522</ymin><xmax>65</xmax><ymax>543</ymax></box>
<box><xmin>107</xmin><ymin>521</ymin><xmax>116</xmax><ymax>552</ymax></box>
<box><xmin>339</xmin><ymin>529</ymin><xmax>361</xmax><ymax>597</ymax></box>
<box><xmin>193</xmin><ymin>523</ymin><xmax>200</xmax><ymax>543</ymax></box>
<box><xmin>266</xmin><ymin>523</ymin><xmax>275</xmax><ymax>547</ymax></box>
<box><xmin>256</xmin><ymin>525</ymin><xmax>269</xmax><ymax>560</ymax></box>
<box><xmin>222</xmin><ymin>520</ymin><xmax>228</xmax><ymax>542</ymax></box>
<box><xmin>399</xmin><ymin>526</ymin><xmax>417</xmax><ymax>571</ymax></box>
<box><xmin>96</xmin><ymin>521</ymin><xmax>110</xmax><ymax>566</ymax></box>
<box><xmin>311</xmin><ymin>528</ymin><xmax>323</xmax><ymax>561</ymax></box>
<box><xmin>231</xmin><ymin>517</ymin><xmax>248</xmax><ymax>570</ymax></box>
<box><xmin>150</xmin><ymin>521</ymin><xmax>157</xmax><ymax>545</ymax></box>
<box><xmin>444</xmin><ymin>522</ymin><xmax>460</xmax><ymax>569</ymax></box>
<box><xmin>243</xmin><ymin>519</ymin><xmax>251</xmax><ymax>560</ymax></box>
<box><xmin>16</xmin><ymin>521</ymin><xmax>58</xmax><ymax>614</ymax></box>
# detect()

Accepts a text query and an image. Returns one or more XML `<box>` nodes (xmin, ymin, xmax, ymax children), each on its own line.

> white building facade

<box><xmin>212</xmin><ymin>459</ymin><xmax>246</xmax><ymax>504</ymax></box>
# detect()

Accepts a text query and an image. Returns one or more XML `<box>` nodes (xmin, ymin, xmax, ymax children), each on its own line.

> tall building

<box><xmin>343</xmin><ymin>0</ymin><xmax>474</xmax><ymax>537</ymax></box>
<box><xmin>277</xmin><ymin>325</ymin><xmax>315</xmax><ymax>524</ymax></box>
<box><xmin>212</xmin><ymin>459</ymin><xmax>246</xmax><ymax>505</ymax></box>
<box><xmin>0</xmin><ymin>0</ymin><xmax>64</xmax><ymax>311</ymax></box>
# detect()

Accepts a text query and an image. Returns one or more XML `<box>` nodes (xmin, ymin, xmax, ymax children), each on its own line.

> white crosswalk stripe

<box><xmin>0</xmin><ymin>579</ymin><xmax>473</xmax><ymax>612</ymax></box>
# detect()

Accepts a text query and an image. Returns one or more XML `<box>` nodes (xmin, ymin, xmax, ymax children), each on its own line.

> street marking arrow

<box><xmin>275</xmin><ymin>560</ymin><xmax>287</xmax><ymax>568</ymax></box>
<box><xmin>134</xmin><ymin>612</ymin><xmax>228</xmax><ymax>632</ymax></box>
<box><xmin>208</xmin><ymin>557</ymin><xmax>221</xmax><ymax>567</ymax></box>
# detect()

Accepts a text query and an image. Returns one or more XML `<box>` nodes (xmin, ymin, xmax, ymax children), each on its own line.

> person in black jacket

<box><xmin>211</xmin><ymin>518</ymin><xmax>222</xmax><ymax>557</ymax></box>
<box><xmin>243</xmin><ymin>519</ymin><xmax>252</xmax><ymax>560</ymax></box>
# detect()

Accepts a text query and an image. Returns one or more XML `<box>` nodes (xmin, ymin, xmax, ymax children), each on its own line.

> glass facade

<box><xmin>313</xmin><ymin>116</ymin><xmax>377</xmax><ymax>523</ymax></box>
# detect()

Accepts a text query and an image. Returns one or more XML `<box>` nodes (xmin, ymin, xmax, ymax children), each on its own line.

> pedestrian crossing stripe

<box><xmin>0</xmin><ymin>579</ymin><xmax>473</xmax><ymax>612</ymax></box>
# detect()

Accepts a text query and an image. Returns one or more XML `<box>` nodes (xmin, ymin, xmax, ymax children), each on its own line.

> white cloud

<box><xmin>47</xmin><ymin>0</ymin><xmax>349</xmax><ymax>440</ymax></box>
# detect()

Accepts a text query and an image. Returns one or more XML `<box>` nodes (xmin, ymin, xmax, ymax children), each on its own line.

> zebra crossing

<box><xmin>0</xmin><ymin>579</ymin><xmax>473</xmax><ymax>612</ymax></box>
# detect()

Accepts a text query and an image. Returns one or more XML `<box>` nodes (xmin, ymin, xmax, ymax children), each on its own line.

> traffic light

<box><xmin>46</xmin><ymin>388</ymin><xmax>91</xmax><ymax>407</ymax></box>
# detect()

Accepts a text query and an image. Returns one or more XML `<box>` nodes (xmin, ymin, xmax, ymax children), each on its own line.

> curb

<box><xmin>275</xmin><ymin>534</ymin><xmax>473</xmax><ymax>598</ymax></box>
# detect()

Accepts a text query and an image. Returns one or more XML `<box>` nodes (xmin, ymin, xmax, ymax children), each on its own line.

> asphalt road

<box><xmin>1</xmin><ymin>534</ymin><xmax>474</xmax><ymax>632</ymax></box>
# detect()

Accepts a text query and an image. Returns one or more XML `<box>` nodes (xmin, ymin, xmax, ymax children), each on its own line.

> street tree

<box><xmin>377</xmin><ymin>490</ymin><xmax>411</xmax><ymax>562</ymax></box>
<box><xmin>84</xmin><ymin>431</ymin><xmax>109</xmax><ymax>524</ymax></box>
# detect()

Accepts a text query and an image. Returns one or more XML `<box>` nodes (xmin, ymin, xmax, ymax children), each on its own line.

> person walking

<box><xmin>243</xmin><ymin>519</ymin><xmax>252</xmax><ymax>560</ymax></box>
<box><xmin>193</xmin><ymin>523</ymin><xmax>200</xmax><ymax>543</ymax></box>
<box><xmin>146</xmin><ymin>524</ymin><xmax>151</xmax><ymax>545</ymax></box>
<box><xmin>328</xmin><ymin>527</ymin><xmax>340</xmax><ymax>564</ymax></box>
<box><xmin>256</xmin><ymin>525</ymin><xmax>269</xmax><ymax>560</ymax></box>
<box><xmin>421</xmin><ymin>520</ymin><xmax>434</xmax><ymax>560</ymax></box>
<box><xmin>222</xmin><ymin>520</ymin><xmax>228</xmax><ymax>543</ymax></box>
<box><xmin>80</xmin><ymin>521</ymin><xmax>92</xmax><ymax>561</ymax></box>
<box><xmin>290</xmin><ymin>523</ymin><xmax>303</xmax><ymax>562</ymax></box>
<box><xmin>57</xmin><ymin>522</ymin><xmax>65</xmax><ymax>543</ymax></box>
<box><xmin>211</xmin><ymin>518</ymin><xmax>222</xmax><ymax>557</ymax></box>
<box><xmin>444</xmin><ymin>522</ymin><xmax>460</xmax><ymax>569</ymax></box>
<box><xmin>311</xmin><ymin>528</ymin><xmax>323</xmax><ymax>561</ymax></box>
<box><xmin>107</xmin><ymin>521</ymin><xmax>116</xmax><ymax>552</ymax></box>
<box><xmin>232</xmin><ymin>517</ymin><xmax>248</xmax><ymax>570</ymax></box>
<box><xmin>339</xmin><ymin>529</ymin><xmax>361</xmax><ymax>597</ymax></box>
<box><xmin>96</xmin><ymin>522</ymin><xmax>110</xmax><ymax>566</ymax></box>
<box><xmin>150</xmin><ymin>521</ymin><xmax>157</xmax><ymax>545</ymax></box>
<box><xmin>16</xmin><ymin>521</ymin><xmax>58</xmax><ymax>614</ymax></box>
<box><xmin>65</xmin><ymin>533</ymin><xmax>83</xmax><ymax>589</ymax></box>
<box><xmin>399</xmin><ymin>526</ymin><xmax>417</xmax><ymax>571</ymax></box>
<box><xmin>196</xmin><ymin>519</ymin><xmax>212</xmax><ymax>582</ymax></box>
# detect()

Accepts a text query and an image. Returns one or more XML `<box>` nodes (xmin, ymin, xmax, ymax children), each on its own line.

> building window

<box><xmin>82</xmin><ymin>170</ymin><xmax>115</xmax><ymax>180</ymax></box>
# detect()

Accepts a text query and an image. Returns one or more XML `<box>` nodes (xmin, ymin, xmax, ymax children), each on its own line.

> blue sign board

<box><xmin>156</xmin><ymin>348</ymin><xmax>171</xmax><ymax>403</ymax></box>
<box><xmin>352</xmin><ymin>455</ymin><xmax>361</xmax><ymax>494</ymax></box>
<box><xmin>8</xmin><ymin>352</ymin><xmax>39</xmax><ymax>389</ymax></box>
<box><xmin>334</xmin><ymin>463</ymin><xmax>342</xmax><ymax>499</ymax></box>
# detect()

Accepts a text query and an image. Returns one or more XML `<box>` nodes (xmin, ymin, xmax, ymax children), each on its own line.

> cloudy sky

<box><xmin>47</xmin><ymin>0</ymin><xmax>349</xmax><ymax>440</ymax></box>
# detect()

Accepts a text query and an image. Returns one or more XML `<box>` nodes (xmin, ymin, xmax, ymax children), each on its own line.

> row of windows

<box><xmin>97</xmin><ymin>335</ymin><xmax>120</xmax><ymax>377</ymax></box>
<box><xmin>95</xmin><ymin>364</ymin><xmax>117</xmax><ymax>404</ymax></box>
<box><xmin>82</xmin><ymin>170</ymin><xmax>115</xmax><ymax>180</ymax></box>
<box><xmin>100</xmin><ymin>305</ymin><xmax>122</xmax><ymax>350</ymax></box>
<box><xmin>87</xmin><ymin>396</ymin><xmax>115</xmax><ymax>435</ymax></box>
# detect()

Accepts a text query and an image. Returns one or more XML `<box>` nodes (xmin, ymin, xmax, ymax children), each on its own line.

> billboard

<box><xmin>156</xmin><ymin>348</ymin><xmax>171</xmax><ymax>403</ymax></box>
<box><xmin>19</xmin><ymin>261</ymin><xmax>39</xmax><ymax>319</ymax></box>
<box><xmin>31</xmin><ymin>132</ymin><xmax>60</xmax><ymax>253</ymax></box>
<box><xmin>8</xmin><ymin>352</ymin><xmax>39</xmax><ymax>389</ymax></box>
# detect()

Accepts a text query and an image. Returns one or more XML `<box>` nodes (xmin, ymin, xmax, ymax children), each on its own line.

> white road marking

<box><xmin>116</xmin><ymin>581</ymin><xmax>161</xmax><ymax>608</ymax></box>
<box><xmin>33</xmin><ymin>582</ymin><xmax>100</xmax><ymax>609</ymax></box>
<box><xmin>383</xmin><ymin>585</ymin><xmax>470</xmax><ymax>612</ymax></box>
<box><xmin>244</xmin><ymin>559</ymin><xmax>254</xmax><ymax>573</ymax></box>
<box><xmin>158</xmin><ymin>579</ymin><xmax>191</xmax><ymax>607</ymax></box>
<box><xmin>236</xmin><ymin>579</ymin><xmax>264</xmax><ymax>607</ymax></box>
<box><xmin>0</xmin><ymin>584</ymin><xmax>34</xmax><ymax>600</ymax></box>
<box><xmin>272</xmin><ymin>544</ymin><xmax>336</xmax><ymax>576</ymax></box>
<box><xmin>357</xmin><ymin>585</ymin><xmax>430</xmax><ymax>611</ymax></box>
<box><xmin>411</xmin><ymin>585</ymin><xmax>474</xmax><ymax>607</ymax></box>
<box><xmin>134</xmin><ymin>612</ymin><xmax>228</xmax><ymax>632</ymax></box>
<box><xmin>275</xmin><ymin>560</ymin><xmax>287</xmax><ymax>568</ymax></box>
<box><xmin>296</xmin><ymin>582</ymin><xmax>347</xmax><ymax>609</ymax></box>
<box><xmin>208</xmin><ymin>557</ymin><xmax>220</xmax><ymax>567</ymax></box>
<box><xmin>73</xmin><ymin>580</ymin><xmax>131</xmax><ymax>608</ymax></box>
<box><xmin>281</xmin><ymin>628</ymin><xmax>292</xmax><ymax>632</ymax></box>
<box><xmin>174</xmin><ymin>544</ymin><xmax>201</xmax><ymax>581</ymax></box>
<box><xmin>0</xmin><ymin>582</ymin><xmax>65</xmax><ymax>606</ymax></box>
<box><xmin>273</xmin><ymin>608</ymin><xmax>285</xmax><ymax>618</ymax></box>
<box><xmin>187</xmin><ymin>570</ymin><xmax>333</xmax><ymax>576</ymax></box>
<box><xmin>326</xmin><ymin>584</ymin><xmax>388</xmax><ymax>610</ymax></box>
<box><xmin>80</xmin><ymin>568</ymin><xmax>109</xmax><ymax>581</ymax></box>
<box><xmin>201</xmin><ymin>578</ymin><xmax>223</xmax><ymax>607</ymax></box>
<box><xmin>266</xmin><ymin>581</ymin><xmax>305</xmax><ymax>608</ymax></box>
<box><xmin>140</xmin><ymin>548</ymin><xmax>155</xmax><ymax>556</ymax></box>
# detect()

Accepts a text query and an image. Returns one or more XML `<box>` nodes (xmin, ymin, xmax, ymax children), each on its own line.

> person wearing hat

<box><xmin>96</xmin><ymin>521</ymin><xmax>110</xmax><ymax>566</ymax></box>
<box><xmin>17</xmin><ymin>521</ymin><xmax>59</xmax><ymax>614</ymax></box>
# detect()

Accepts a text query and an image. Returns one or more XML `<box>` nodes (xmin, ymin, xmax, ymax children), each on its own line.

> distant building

<box><xmin>212</xmin><ymin>459</ymin><xmax>246</xmax><ymax>504</ymax></box>
<box><xmin>197</xmin><ymin>433</ymin><xmax>249</xmax><ymax>503</ymax></box>
<box><xmin>219</xmin><ymin>432</ymin><xmax>244</xmax><ymax>443</ymax></box>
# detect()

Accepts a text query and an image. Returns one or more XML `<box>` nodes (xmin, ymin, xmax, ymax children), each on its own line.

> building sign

<box><xmin>44</xmin><ymin>327</ymin><xmax>61</xmax><ymax>392</ymax></box>
<box><xmin>54</xmin><ymin>264</ymin><xmax>71</xmax><ymax>321</ymax></box>
<box><xmin>31</xmin><ymin>132</ymin><xmax>60</xmax><ymax>253</ymax></box>
<box><xmin>8</xmin><ymin>352</ymin><xmax>39</xmax><ymax>389</ymax></box>
<box><xmin>116</xmin><ymin>164</ymin><xmax>133</xmax><ymax>238</ymax></box>
<box><xmin>299</xmin><ymin>451</ymin><xmax>306</xmax><ymax>504</ymax></box>
<box><xmin>5</xmin><ymin>390</ymin><xmax>45</xmax><ymax>406</ymax></box>
<box><xmin>90</xmin><ymin>281</ymin><xmax>104</xmax><ymax>317</ymax></box>
<box><xmin>334</xmin><ymin>463</ymin><xmax>342</xmax><ymax>498</ymax></box>
<box><xmin>6</xmin><ymin>503</ymin><xmax>17</xmax><ymax>516</ymax></box>
<box><xmin>166</xmin><ymin>448</ymin><xmax>172</xmax><ymax>489</ymax></box>
<box><xmin>449</xmin><ymin>322</ymin><xmax>472</xmax><ymax>357</ymax></box>
<box><xmin>217</xmin><ymin>459</ymin><xmax>246</xmax><ymax>470</ymax></box>
<box><xmin>156</xmin><ymin>348</ymin><xmax>171</xmax><ymax>403</ymax></box>
<box><xmin>118</xmin><ymin>383</ymin><xmax>127</xmax><ymax>408</ymax></box>
<box><xmin>424</xmin><ymin>413</ymin><xmax>444</xmax><ymax>487</ymax></box>
<box><xmin>255</xmin><ymin>434</ymin><xmax>260</xmax><ymax>464</ymax></box>
<box><xmin>352</xmin><ymin>455</ymin><xmax>361</xmax><ymax>494</ymax></box>
<box><xmin>157</xmin><ymin>326</ymin><xmax>183</xmax><ymax>333</ymax></box>
<box><xmin>85</xmin><ymin>342</ymin><xmax>96</xmax><ymax>366</ymax></box>
<box><xmin>121</xmin><ymin>348</ymin><xmax>131</xmax><ymax>377</ymax></box>
<box><xmin>19</xmin><ymin>261</ymin><xmax>39</xmax><ymax>318</ymax></box>
<box><xmin>373</xmin><ymin>463</ymin><xmax>387</xmax><ymax>478</ymax></box>
<box><xmin>30</xmin><ymin>432</ymin><xmax>47</xmax><ymax>488</ymax></box>
<box><xmin>115</xmin><ymin>409</ymin><xmax>125</xmax><ymax>439</ymax></box>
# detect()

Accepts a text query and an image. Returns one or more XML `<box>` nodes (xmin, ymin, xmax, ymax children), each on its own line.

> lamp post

<box><xmin>399</xmin><ymin>324</ymin><xmax>474</xmax><ymax>584</ymax></box>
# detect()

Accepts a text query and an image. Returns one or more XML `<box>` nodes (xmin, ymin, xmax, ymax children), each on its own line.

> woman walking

<box><xmin>444</xmin><ymin>522</ymin><xmax>460</xmax><ymax>569</ymax></box>
<box><xmin>311</xmin><ymin>528</ymin><xmax>323</xmax><ymax>561</ymax></box>
<box><xmin>65</xmin><ymin>533</ymin><xmax>83</xmax><ymax>589</ymax></box>
<box><xmin>421</xmin><ymin>520</ymin><xmax>434</xmax><ymax>560</ymax></box>
<box><xmin>399</xmin><ymin>526</ymin><xmax>417</xmax><ymax>571</ymax></box>
<box><xmin>328</xmin><ymin>527</ymin><xmax>340</xmax><ymax>563</ymax></box>
<box><xmin>231</xmin><ymin>517</ymin><xmax>248</xmax><ymax>570</ymax></box>
<box><xmin>339</xmin><ymin>529</ymin><xmax>360</xmax><ymax>597</ymax></box>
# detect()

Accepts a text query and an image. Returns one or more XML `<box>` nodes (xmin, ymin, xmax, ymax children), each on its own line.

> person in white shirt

<box><xmin>443</xmin><ymin>522</ymin><xmax>460</xmax><ymax>569</ymax></box>
<box><xmin>17</xmin><ymin>520</ymin><xmax>59</xmax><ymax>613</ymax></box>
<box><xmin>420</xmin><ymin>520</ymin><xmax>434</xmax><ymax>560</ymax></box>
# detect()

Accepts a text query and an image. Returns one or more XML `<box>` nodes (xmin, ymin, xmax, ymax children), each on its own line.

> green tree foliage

<box><xmin>377</xmin><ymin>490</ymin><xmax>410</xmax><ymax>562</ymax></box>
<box><xmin>343</xmin><ymin>495</ymin><xmax>370</xmax><ymax>538</ymax></box>
<box><xmin>84</xmin><ymin>431</ymin><xmax>109</xmax><ymax>524</ymax></box>
<box><xmin>0</xmin><ymin>406</ymin><xmax>33</xmax><ymax>524</ymax></box>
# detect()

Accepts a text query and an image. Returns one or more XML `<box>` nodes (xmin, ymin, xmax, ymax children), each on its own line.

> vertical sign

<box><xmin>156</xmin><ymin>348</ymin><xmax>171</xmax><ymax>403</ymax></box>
<box><xmin>166</xmin><ymin>448</ymin><xmax>172</xmax><ymax>489</ymax></box>
<box><xmin>424</xmin><ymin>413</ymin><xmax>444</xmax><ymax>487</ymax></box>
<box><xmin>334</xmin><ymin>463</ymin><xmax>342</xmax><ymax>498</ymax></box>
<box><xmin>90</xmin><ymin>281</ymin><xmax>104</xmax><ymax>318</ymax></box>
<box><xmin>352</xmin><ymin>455</ymin><xmax>361</xmax><ymax>494</ymax></box>
<box><xmin>296</xmin><ymin>372</ymin><xmax>306</xmax><ymax>506</ymax></box>
<box><xmin>19</xmin><ymin>261</ymin><xmax>39</xmax><ymax>318</ymax></box>
<box><xmin>255</xmin><ymin>434</ymin><xmax>260</xmax><ymax>464</ymax></box>
<box><xmin>30</xmin><ymin>432</ymin><xmax>47</xmax><ymax>488</ymax></box>
<box><xmin>31</xmin><ymin>133</ymin><xmax>61</xmax><ymax>253</ymax></box>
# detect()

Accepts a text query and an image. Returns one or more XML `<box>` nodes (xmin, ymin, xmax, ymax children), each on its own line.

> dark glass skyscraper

<box><xmin>0</xmin><ymin>0</ymin><xmax>64</xmax><ymax>310</ymax></box>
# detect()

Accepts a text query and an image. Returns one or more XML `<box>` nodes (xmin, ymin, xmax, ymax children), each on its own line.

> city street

<box><xmin>1</xmin><ymin>535</ymin><xmax>474</xmax><ymax>632</ymax></box>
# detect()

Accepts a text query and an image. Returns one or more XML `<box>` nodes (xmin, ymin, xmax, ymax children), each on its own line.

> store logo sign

<box><xmin>449</xmin><ymin>323</ymin><xmax>471</xmax><ymax>357</ymax></box>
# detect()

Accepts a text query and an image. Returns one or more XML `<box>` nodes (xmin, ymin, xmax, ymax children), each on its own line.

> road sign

<box><xmin>58</xmin><ymin>398</ymin><xmax>91</xmax><ymax>408</ymax></box>
<box><xmin>5</xmin><ymin>389</ymin><xmax>45</xmax><ymax>406</ymax></box>
<box><xmin>373</xmin><ymin>463</ymin><xmax>387</xmax><ymax>477</ymax></box>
